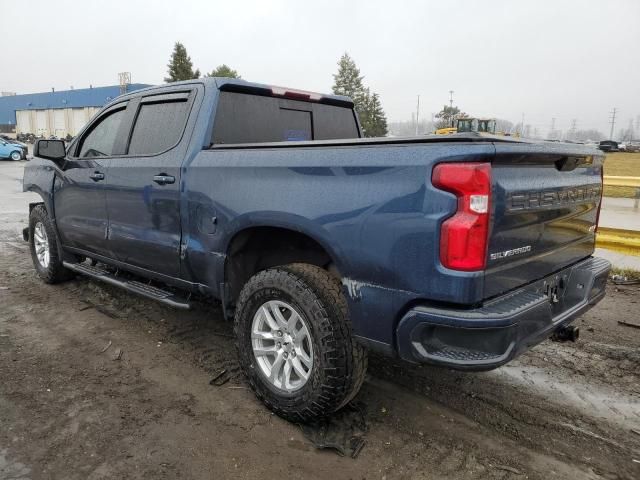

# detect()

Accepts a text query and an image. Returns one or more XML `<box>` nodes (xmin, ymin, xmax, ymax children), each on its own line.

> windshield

<box><xmin>477</xmin><ymin>120</ymin><xmax>496</xmax><ymax>133</ymax></box>
<box><xmin>457</xmin><ymin>118</ymin><xmax>475</xmax><ymax>132</ymax></box>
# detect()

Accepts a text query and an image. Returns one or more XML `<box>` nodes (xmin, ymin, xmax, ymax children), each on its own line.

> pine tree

<box><xmin>206</xmin><ymin>64</ymin><xmax>241</xmax><ymax>78</ymax></box>
<box><xmin>357</xmin><ymin>87</ymin><xmax>374</xmax><ymax>136</ymax></box>
<box><xmin>332</xmin><ymin>53</ymin><xmax>367</xmax><ymax>107</ymax></box>
<box><xmin>434</xmin><ymin>105</ymin><xmax>465</xmax><ymax>129</ymax></box>
<box><xmin>366</xmin><ymin>93</ymin><xmax>388</xmax><ymax>137</ymax></box>
<box><xmin>332</xmin><ymin>53</ymin><xmax>387</xmax><ymax>137</ymax></box>
<box><xmin>165</xmin><ymin>42</ymin><xmax>200</xmax><ymax>82</ymax></box>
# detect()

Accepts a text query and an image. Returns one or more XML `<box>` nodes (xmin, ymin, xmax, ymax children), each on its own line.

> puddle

<box><xmin>497</xmin><ymin>364</ymin><xmax>640</xmax><ymax>430</ymax></box>
<box><xmin>0</xmin><ymin>448</ymin><xmax>31</xmax><ymax>480</ymax></box>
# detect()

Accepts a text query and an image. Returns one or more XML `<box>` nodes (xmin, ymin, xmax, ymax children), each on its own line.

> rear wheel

<box><xmin>29</xmin><ymin>205</ymin><xmax>74</xmax><ymax>284</ymax></box>
<box><xmin>10</xmin><ymin>150</ymin><xmax>21</xmax><ymax>161</ymax></box>
<box><xmin>234</xmin><ymin>263</ymin><xmax>367</xmax><ymax>422</ymax></box>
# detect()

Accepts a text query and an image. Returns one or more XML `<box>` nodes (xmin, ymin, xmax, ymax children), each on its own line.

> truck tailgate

<box><xmin>484</xmin><ymin>142</ymin><xmax>603</xmax><ymax>299</ymax></box>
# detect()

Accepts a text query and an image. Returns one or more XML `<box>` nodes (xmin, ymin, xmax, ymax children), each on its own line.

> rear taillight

<box><xmin>432</xmin><ymin>162</ymin><xmax>492</xmax><ymax>271</ymax></box>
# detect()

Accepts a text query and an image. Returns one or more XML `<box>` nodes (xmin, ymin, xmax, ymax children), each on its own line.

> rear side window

<box><xmin>212</xmin><ymin>92</ymin><xmax>359</xmax><ymax>144</ymax></box>
<box><xmin>128</xmin><ymin>100</ymin><xmax>189</xmax><ymax>155</ymax></box>
<box><xmin>78</xmin><ymin>108</ymin><xmax>126</xmax><ymax>158</ymax></box>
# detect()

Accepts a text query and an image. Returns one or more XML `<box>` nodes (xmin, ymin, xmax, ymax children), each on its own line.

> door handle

<box><xmin>89</xmin><ymin>171</ymin><xmax>105</xmax><ymax>181</ymax></box>
<box><xmin>153</xmin><ymin>174</ymin><xmax>175</xmax><ymax>185</ymax></box>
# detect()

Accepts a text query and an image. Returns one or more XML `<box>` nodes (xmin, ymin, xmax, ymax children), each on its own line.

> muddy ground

<box><xmin>0</xmin><ymin>160</ymin><xmax>639</xmax><ymax>479</ymax></box>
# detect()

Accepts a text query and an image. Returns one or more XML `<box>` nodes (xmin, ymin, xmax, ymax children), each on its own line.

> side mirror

<box><xmin>34</xmin><ymin>139</ymin><xmax>66</xmax><ymax>162</ymax></box>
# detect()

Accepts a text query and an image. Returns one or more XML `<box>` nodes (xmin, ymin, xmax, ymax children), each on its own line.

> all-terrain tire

<box><xmin>29</xmin><ymin>205</ymin><xmax>75</xmax><ymax>284</ymax></box>
<box><xmin>234</xmin><ymin>263</ymin><xmax>368</xmax><ymax>422</ymax></box>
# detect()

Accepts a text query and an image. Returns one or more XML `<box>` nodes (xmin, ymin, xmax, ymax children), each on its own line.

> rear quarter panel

<box><xmin>183</xmin><ymin>142</ymin><xmax>495</xmax><ymax>345</ymax></box>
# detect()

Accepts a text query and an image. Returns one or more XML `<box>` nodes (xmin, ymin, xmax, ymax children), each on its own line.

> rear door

<box><xmin>104</xmin><ymin>88</ymin><xmax>198</xmax><ymax>277</ymax></box>
<box><xmin>484</xmin><ymin>142</ymin><xmax>603</xmax><ymax>298</ymax></box>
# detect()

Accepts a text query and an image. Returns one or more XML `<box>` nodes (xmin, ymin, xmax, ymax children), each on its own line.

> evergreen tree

<box><xmin>332</xmin><ymin>53</ymin><xmax>367</xmax><ymax>107</ymax></box>
<box><xmin>165</xmin><ymin>42</ymin><xmax>200</xmax><ymax>82</ymax></box>
<box><xmin>332</xmin><ymin>53</ymin><xmax>387</xmax><ymax>137</ymax></box>
<box><xmin>206</xmin><ymin>64</ymin><xmax>241</xmax><ymax>78</ymax></box>
<box><xmin>357</xmin><ymin>87</ymin><xmax>374</xmax><ymax>136</ymax></box>
<box><xmin>364</xmin><ymin>93</ymin><xmax>388</xmax><ymax>137</ymax></box>
<box><xmin>434</xmin><ymin>105</ymin><xmax>465</xmax><ymax>129</ymax></box>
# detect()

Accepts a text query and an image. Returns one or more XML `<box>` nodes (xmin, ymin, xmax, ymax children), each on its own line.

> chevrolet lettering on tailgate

<box><xmin>507</xmin><ymin>185</ymin><xmax>601</xmax><ymax>211</ymax></box>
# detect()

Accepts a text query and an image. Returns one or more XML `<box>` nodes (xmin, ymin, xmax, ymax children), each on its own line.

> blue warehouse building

<box><xmin>0</xmin><ymin>83</ymin><xmax>152</xmax><ymax>137</ymax></box>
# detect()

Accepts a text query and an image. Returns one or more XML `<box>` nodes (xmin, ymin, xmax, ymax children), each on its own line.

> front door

<box><xmin>54</xmin><ymin>103</ymin><xmax>130</xmax><ymax>257</ymax></box>
<box><xmin>104</xmin><ymin>90</ymin><xmax>195</xmax><ymax>277</ymax></box>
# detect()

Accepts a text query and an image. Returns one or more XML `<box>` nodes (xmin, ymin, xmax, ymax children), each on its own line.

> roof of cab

<box><xmin>110</xmin><ymin>77</ymin><xmax>354</xmax><ymax>109</ymax></box>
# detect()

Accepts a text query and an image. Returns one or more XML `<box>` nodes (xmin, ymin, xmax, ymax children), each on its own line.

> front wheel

<box><xmin>29</xmin><ymin>205</ymin><xmax>75</xmax><ymax>284</ymax></box>
<box><xmin>234</xmin><ymin>263</ymin><xmax>367</xmax><ymax>422</ymax></box>
<box><xmin>10</xmin><ymin>150</ymin><xmax>21</xmax><ymax>161</ymax></box>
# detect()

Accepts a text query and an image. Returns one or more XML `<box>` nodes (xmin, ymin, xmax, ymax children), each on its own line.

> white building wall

<box><xmin>35</xmin><ymin>110</ymin><xmax>47</xmax><ymax>135</ymax></box>
<box><xmin>16</xmin><ymin>107</ymin><xmax>102</xmax><ymax>137</ymax></box>
<box><xmin>15</xmin><ymin>111</ymin><xmax>31</xmax><ymax>134</ymax></box>
<box><xmin>53</xmin><ymin>110</ymin><xmax>65</xmax><ymax>137</ymax></box>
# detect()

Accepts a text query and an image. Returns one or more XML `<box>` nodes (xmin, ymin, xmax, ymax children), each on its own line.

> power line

<box><xmin>609</xmin><ymin>107</ymin><xmax>617</xmax><ymax>140</ymax></box>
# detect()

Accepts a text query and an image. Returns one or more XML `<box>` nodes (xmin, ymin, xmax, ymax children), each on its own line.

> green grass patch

<box><xmin>604</xmin><ymin>152</ymin><xmax>640</xmax><ymax>198</ymax></box>
<box><xmin>609</xmin><ymin>266</ymin><xmax>640</xmax><ymax>280</ymax></box>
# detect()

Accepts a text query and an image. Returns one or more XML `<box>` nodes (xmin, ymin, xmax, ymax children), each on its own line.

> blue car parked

<box><xmin>0</xmin><ymin>138</ymin><xmax>27</xmax><ymax>160</ymax></box>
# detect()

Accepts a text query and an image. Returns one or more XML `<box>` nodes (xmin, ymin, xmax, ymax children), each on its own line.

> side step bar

<box><xmin>63</xmin><ymin>262</ymin><xmax>191</xmax><ymax>310</ymax></box>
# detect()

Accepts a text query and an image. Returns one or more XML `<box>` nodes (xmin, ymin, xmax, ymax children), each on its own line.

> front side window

<box><xmin>78</xmin><ymin>108</ymin><xmax>126</xmax><ymax>158</ymax></box>
<box><xmin>128</xmin><ymin>100</ymin><xmax>189</xmax><ymax>155</ymax></box>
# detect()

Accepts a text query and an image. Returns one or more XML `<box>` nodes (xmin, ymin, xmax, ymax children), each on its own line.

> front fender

<box><xmin>23</xmin><ymin>158</ymin><xmax>57</xmax><ymax>218</ymax></box>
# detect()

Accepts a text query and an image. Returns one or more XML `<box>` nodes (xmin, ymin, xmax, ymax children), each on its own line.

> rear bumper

<box><xmin>396</xmin><ymin>256</ymin><xmax>610</xmax><ymax>370</ymax></box>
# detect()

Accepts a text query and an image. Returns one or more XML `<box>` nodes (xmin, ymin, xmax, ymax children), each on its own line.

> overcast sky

<box><xmin>3</xmin><ymin>0</ymin><xmax>639</xmax><ymax>135</ymax></box>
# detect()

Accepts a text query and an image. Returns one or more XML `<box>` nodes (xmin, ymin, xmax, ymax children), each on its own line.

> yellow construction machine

<box><xmin>434</xmin><ymin>117</ymin><xmax>497</xmax><ymax>135</ymax></box>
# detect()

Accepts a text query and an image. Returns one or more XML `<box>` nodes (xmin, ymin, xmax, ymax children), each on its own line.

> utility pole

<box><xmin>609</xmin><ymin>108</ymin><xmax>617</xmax><ymax>140</ymax></box>
<box><xmin>550</xmin><ymin>117</ymin><xmax>556</xmax><ymax>139</ymax></box>
<box><xmin>520</xmin><ymin>113</ymin><xmax>525</xmax><ymax>136</ymax></box>
<box><xmin>448</xmin><ymin>90</ymin><xmax>454</xmax><ymax>127</ymax></box>
<box><xmin>415</xmin><ymin>95</ymin><xmax>420</xmax><ymax>136</ymax></box>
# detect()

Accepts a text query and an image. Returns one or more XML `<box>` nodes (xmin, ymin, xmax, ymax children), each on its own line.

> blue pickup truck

<box><xmin>23</xmin><ymin>78</ymin><xmax>610</xmax><ymax>421</ymax></box>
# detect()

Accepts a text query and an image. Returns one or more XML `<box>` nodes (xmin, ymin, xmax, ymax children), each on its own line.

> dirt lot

<box><xmin>1</xmin><ymin>160</ymin><xmax>639</xmax><ymax>480</ymax></box>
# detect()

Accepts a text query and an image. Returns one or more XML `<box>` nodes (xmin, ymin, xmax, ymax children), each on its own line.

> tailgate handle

<box><xmin>555</xmin><ymin>156</ymin><xmax>584</xmax><ymax>172</ymax></box>
<box><xmin>153</xmin><ymin>174</ymin><xmax>175</xmax><ymax>185</ymax></box>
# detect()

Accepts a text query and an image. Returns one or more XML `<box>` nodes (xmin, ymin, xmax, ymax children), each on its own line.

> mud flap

<box><xmin>299</xmin><ymin>402</ymin><xmax>368</xmax><ymax>458</ymax></box>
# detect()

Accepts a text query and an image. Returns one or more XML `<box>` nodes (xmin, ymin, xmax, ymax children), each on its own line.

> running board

<box><xmin>63</xmin><ymin>262</ymin><xmax>191</xmax><ymax>310</ymax></box>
